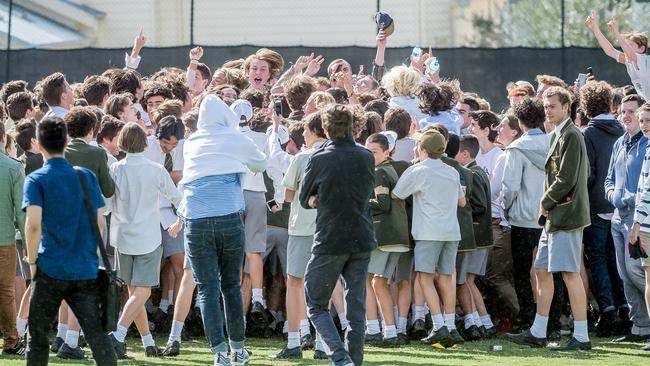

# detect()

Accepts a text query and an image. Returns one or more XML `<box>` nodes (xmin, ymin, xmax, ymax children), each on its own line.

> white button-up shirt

<box><xmin>109</xmin><ymin>153</ymin><xmax>182</xmax><ymax>255</ymax></box>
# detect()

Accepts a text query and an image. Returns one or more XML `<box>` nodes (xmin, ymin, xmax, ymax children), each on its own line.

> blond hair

<box><xmin>309</xmin><ymin>91</ymin><xmax>336</xmax><ymax>111</ymax></box>
<box><xmin>381</xmin><ymin>65</ymin><xmax>422</xmax><ymax>97</ymax></box>
<box><xmin>243</xmin><ymin>48</ymin><xmax>284</xmax><ymax>80</ymax></box>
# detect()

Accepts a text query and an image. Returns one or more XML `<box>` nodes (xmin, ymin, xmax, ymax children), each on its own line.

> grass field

<box><xmin>2</xmin><ymin>336</ymin><xmax>649</xmax><ymax>366</ymax></box>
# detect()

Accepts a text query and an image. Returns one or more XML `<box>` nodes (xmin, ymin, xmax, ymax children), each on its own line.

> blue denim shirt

<box><xmin>604</xmin><ymin>131</ymin><xmax>648</xmax><ymax>214</ymax></box>
<box><xmin>22</xmin><ymin>158</ymin><xmax>104</xmax><ymax>281</ymax></box>
<box><xmin>178</xmin><ymin>174</ymin><xmax>244</xmax><ymax>220</ymax></box>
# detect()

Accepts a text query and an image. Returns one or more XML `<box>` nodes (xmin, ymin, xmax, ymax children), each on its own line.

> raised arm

<box><xmin>270</xmin><ymin>54</ymin><xmax>314</xmax><ymax>94</ymax></box>
<box><xmin>372</xmin><ymin>30</ymin><xmax>387</xmax><ymax>82</ymax></box>
<box><xmin>186</xmin><ymin>46</ymin><xmax>204</xmax><ymax>92</ymax></box>
<box><xmin>125</xmin><ymin>27</ymin><xmax>146</xmax><ymax>70</ymax></box>
<box><xmin>608</xmin><ymin>16</ymin><xmax>638</xmax><ymax>64</ymax></box>
<box><xmin>586</xmin><ymin>11</ymin><xmax>621</xmax><ymax>61</ymax></box>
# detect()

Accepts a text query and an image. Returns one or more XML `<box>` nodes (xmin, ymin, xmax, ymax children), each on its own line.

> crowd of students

<box><xmin>0</xmin><ymin>11</ymin><xmax>649</xmax><ymax>366</ymax></box>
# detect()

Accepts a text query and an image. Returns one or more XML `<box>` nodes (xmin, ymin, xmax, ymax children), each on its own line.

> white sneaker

<box><xmin>230</xmin><ymin>348</ymin><xmax>250</xmax><ymax>365</ymax></box>
<box><xmin>214</xmin><ymin>353</ymin><xmax>231</xmax><ymax>366</ymax></box>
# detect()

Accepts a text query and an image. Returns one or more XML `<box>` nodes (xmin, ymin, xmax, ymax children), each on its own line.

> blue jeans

<box><xmin>583</xmin><ymin>215</ymin><xmax>626</xmax><ymax>312</ymax></box>
<box><xmin>185</xmin><ymin>212</ymin><xmax>246</xmax><ymax>353</ymax></box>
<box><xmin>305</xmin><ymin>251</ymin><xmax>370</xmax><ymax>366</ymax></box>
<box><xmin>611</xmin><ymin>211</ymin><xmax>650</xmax><ymax>335</ymax></box>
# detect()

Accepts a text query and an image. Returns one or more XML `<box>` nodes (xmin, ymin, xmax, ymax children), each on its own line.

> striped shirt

<box><xmin>634</xmin><ymin>148</ymin><xmax>650</xmax><ymax>231</ymax></box>
<box><xmin>178</xmin><ymin>174</ymin><xmax>244</xmax><ymax>220</ymax></box>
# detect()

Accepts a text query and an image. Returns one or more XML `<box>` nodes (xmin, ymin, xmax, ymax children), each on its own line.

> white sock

<box><xmin>315</xmin><ymin>332</ymin><xmax>325</xmax><ymax>352</ymax></box>
<box><xmin>472</xmin><ymin>312</ymin><xmax>483</xmax><ymax>327</ymax></box>
<box><xmin>481</xmin><ymin>314</ymin><xmax>494</xmax><ymax>329</ymax></box>
<box><xmin>573</xmin><ymin>320</ymin><xmax>589</xmax><ymax>343</ymax></box>
<box><xmin>112</xmin><ymin>324</ymin><xmax>128</xmax><ymax>343</ymax></box>
<box><xmin>413</xmin><ymin>305</ymin><xmax>426</xmax><ymax>321</ymax></box>
<box><xmin>366</xmin><ymin>319</ymin><xmax>380</xmax><ymax>334</ymax></box>
<box><xmin>300</xmin><ymin>319</ymin><xmax>311</xmax><ymax>338</ymax></box>
<box><xmin>393</xmin><ymin>305</ymin><xmax>399</xmax><ymax>325</ymax></box>
<box><xmin>141</xmin><ymin>333</ymin><xmax>155</xmax><ymax>348</ymax></box>
<box><xmin>16</xmin><ymin>317</ymin><xmax>27</xmax><ymax>337</ymax></box>
<box><xmin>169</xmin><ymin>320</ymin><xmax>184</xmax><ymax>342</ymax></box>
<box><xmin>159</xmin><ymin>299</ymin><xmax>170</xmax><ymax>313</ymax></box>
<box><xmin>287</xmin><ymin>331</ymin><xmax>300</xmax><ymax>349</ymax></box>
<box><xmin>530</xmin><ymin>314</ymin><xmax>548</xmax><ymax>339</ymax></box>
<box><xmin>282</xmin><ymin>320</ymin><xmax>288</xmax><ymax>334</ymax></box>
<box><xmin>338</xmin><ymin>312</ymin><xmax>349</xmax><ymax>330</ymax></box>
<box><xmin>252</xmin><ymin>288</ymin><xmax>264</xmax><ymax>305</ymax></box>
<box><xmin>383</xmin><ymin>324</ymin><xmax>397</xmax><ymax>339</ymax></box>
<box><xmin>397</xmin><ymin>317</ymin><xmax>408</xmax><ymax>334</ymax></box>
<box><xmin>444</xmin><ymin>313</ymin><xmax>456</xmax><ymax>330</ymax></box>
<box><xmin>464</xmin><ymin>314</ymin><xmax>475</xmax><ymax>329</ymax></box>
<box><xmin>56</xmin><ymin>323</ymin><xmax>68</xmax><ymax>339</ymax></box>
<box><xmin>432</xmin><ymin>313</ymin><xmax>445</xmax><ymax>331</ymax></box>
<box><xmin>167</xmin><ymin>290</ymin><xmax>174</xmax><ymax>303</ymax></box>
<box><xmin>65</xmin><ymin>330</ymin><xmax>79</xmax><ymax>348</ymax></box>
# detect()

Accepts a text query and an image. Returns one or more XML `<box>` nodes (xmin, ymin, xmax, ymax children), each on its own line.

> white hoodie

<box><xmin>181</xmin><ymin>95</ymin><xmax>267</xmax><ymax>185</ymax></box>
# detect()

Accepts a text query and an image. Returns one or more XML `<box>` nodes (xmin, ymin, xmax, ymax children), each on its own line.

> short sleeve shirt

<box><xmin>22</xmin><ymin>158</ymin><xmax>105</xmax><ymax>280</ymax></box>
<box><xmin>625</xmin><ymin>53</ymin><xmax>650</xmax><ymax>100</ymax></box>
<box><xmin>393</xmin><ymin>158</ymin><xmax>463</xmax><ymax>241</ymax></box>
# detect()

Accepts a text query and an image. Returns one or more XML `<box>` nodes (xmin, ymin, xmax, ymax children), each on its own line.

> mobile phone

<box><xmin>273</xmin><ymin>98</ymin><xmax>283</xmax><ymax>117</ymax></box>
<box><xmin>266</xmin><ymin>199</ymin><xmax>278</xmax><ymax>212</ymax></box>
<box><xmin>577</xmin><ymin>73</ymin><xmax>587</xmax><ymax>88</ymax></box>
<box><xmin>586</xmin><ymin>67</ymin><xmax>593</xmax><ymax>78</ymax></box>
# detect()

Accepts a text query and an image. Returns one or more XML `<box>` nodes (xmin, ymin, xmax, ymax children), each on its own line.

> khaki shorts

<box><xmin>637</xmin><ymin>231</ymin><xmax>650</xmax><ymax>267</ymax></box>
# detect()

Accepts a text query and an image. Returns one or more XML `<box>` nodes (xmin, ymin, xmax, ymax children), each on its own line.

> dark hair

<box><xmin>459</xmin><ymin>134</ymin><xmax>480</xmax><ymax>159</ymax></box>
<box><xmin>1</xmin><ymin>80</ymin><xmax>28</xmax><ymax>105</ymax></box>
<box><xmin>82</xmin><ymin>75</ymin><xmax>111</xmax><ymax>107</ymax></box>
<box><xmin>304</xmin><ymin>112</ymin><xmax>326</xmax><ymax>138</ymax></box>
<box><xmin>459</xmin><ymin>96</ymin><xmax>480</xmax><ymax>111</ymax></box>
<box><xmin>580</xmin><ymin>81</ymin><xmax>613</xmax><ymax>119</ymax></box>
<box><xmin>384</xmin><ymin>107</ymin><xmax>411</xmax><ymax>139</ymax></box>
<box><xmin>326</xmin><ymin>87</ymin><xmax>349</xmax><ymax>104</ymax></box>
<box><xmin>285</xmin><ymin>75</ymin><xmax>316</xmax><ymax>112</ymax></box>
<box><xmin>156</xmin><ymin>115</ymin><xmax>185</xmax><ymax>141</ymax></box>
<box><xmin>64</xmin><ymin>106</ymin><xmax>98</xmax><ymax>138</ymax></box>
<box><xmin>322</xmin><ymin>104</ymin><xmax>353</xmax><ymax>138</ymax></box>
<box><xmin>118</xmin><ymin>122</ymin><xmax>148</xmax><ymax>153</ymax></box>
<box><xmin>288</xmin><ymin>122</ymin><xmax>305</xmax><ymax>150</ymax></box>
<box><xmin>15</xmin><ymin>120</ymin><xmax>37</xmax><ymax>151</ymax></box>
<box><xmin>419</xmin><ymin>83</ymin><xmax>447</xmax><ymax>116</ymax></box>
<box><xmin>152</xmin><ymin>99</ymin><xmax>184</xmax><ymax>128</ymax></box>
<box><xmin>469</xmin><ymin>110</ymin><xmax>500</xmax><ymax>142</ymax></box>
<box><xmin>37</xmin><ymin>117</ymin><xmax>67</xmax><ymax>154</ymax></box>
<box><xmin>41</xmin><ymin>72</ymin><xmax>68</xmax><ymax>107</ymax></box>
<box><xmin>621</xmin><ymin>94</ymin><xmax>647</xmax><ymax>109</ymax></box>
<box><xmin>240</xmin><ymin>88</ymin><xmax>267</xmax><ymax>109</ymax></box>
<box><xmin>182</xmin><ymin>109</ymin><xmax>199</xmax><ymax>135</ymax></box>
<box><xmin>142</xmin><ymin>82</ymin><xmax>173</xmax><ymax>112</ymax></box>
<box><xmin>6</xmin><ymin>91</ymin><xmax>33</xmax><ymax>121</ymax></box>
<box><xmin>357</xmin><ymin>111</ymin><xmax>383</xmax><ymax>143</ymax></box>
<box><xmin>366</xmin><ymin>133</ymin><xmax>389</xmax><ymax>151</ymax></box>
<box><xmin>513</xmin><ymin>98</ymin><xmax>545</xmax><ymax>129</ymax></box>
<box><xmin>105</xmin><ymin>93</ymin><xmax>133</xmax><ymax>119</ymax></box>
<box><xmin>111</xmin><ymin>69</ymin><xmax>141</xmax><ymax>97</ymax></box>
<box><xmin>622</xmin><ymin>85</ymin><xmax>637</xmax><ymax>96</ymax></box>
<box><xmin>96</xmin><ymin>116</ymin><xmax>124</xmax><ymax>144</ymax></box>
<box><xmin>196</xmin><ymin>63</ymin><xmax>212</xmax><ymax>81</ymax></box>
<box><xmin>445</xmin><ymin>132</ymin><xmax>460</xmax><ymax>158</ymax></box>
<box><xmin>423</xmin><ymin>122</ymin><xmax>449</xmax><ymax>142</ymax></box>
<box><xmin>364</xmin><ymin>99</ymin><xmax>390</xmax><ymax>121</ymax></box>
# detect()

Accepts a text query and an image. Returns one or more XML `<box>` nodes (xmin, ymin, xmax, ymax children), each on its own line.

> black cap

<box><xmin>375</xmin><ymin>11</ymin><xmax>394</xmax><ymax>36</ymax></box>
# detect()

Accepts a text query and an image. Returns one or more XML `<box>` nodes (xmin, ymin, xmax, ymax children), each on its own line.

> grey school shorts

<box><xmin>117</xmin><ymin>245</ymin><xmax>163</xmax><ymax>286</ymax></box>
<box><xmin>414</xmin><ymin>240</ymin><xmax>459</xmax><ymax>275</ymax></box>
<box><xmin>243</xmin><ymin>226</ymin><xmax>288</xmax><ymax>275</ymax></box>
<box><xmin>395</xmin><ymin>251</ymin><xmax>413</xmax><ymax>282</ymax></box>
<box><xmin>161</xmin><ymin>225</ymin><xmax>185</xmax><ymax>258</ymax></box>
<box><xmin>455</xmin><ymin>248</ymin><xmax>489</xmax><ymax>285</ymax></box>
<box><xmin>367</xmin><ymin>249</ymin><xmax>402</xmax><ymax>279</ymax></box>
<box><xmin>286</xmin><ymin>235</ymin><xmax>313</xmax><ymax>279</ymax></box>
<box><xmin>244</xmin><ymin>190</ymin><xmax>268</xmax><ymax>253</ymax></box>
<box><xmin>533</xmin><ymin>229</ymin><xmax>582</xmax><ymax>273</ymax></box>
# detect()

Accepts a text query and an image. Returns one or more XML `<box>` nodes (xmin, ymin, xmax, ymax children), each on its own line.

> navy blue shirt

<box><xmin>22</xmin><ymin>157</ymin><xmax>105</xmax><ymax>280</ymax></box>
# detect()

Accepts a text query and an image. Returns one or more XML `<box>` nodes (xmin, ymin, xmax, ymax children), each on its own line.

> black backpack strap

<box><xmin>75</xmin><ymin>168</ymin><xmax>112</xmax><ymax>272</ymax></box>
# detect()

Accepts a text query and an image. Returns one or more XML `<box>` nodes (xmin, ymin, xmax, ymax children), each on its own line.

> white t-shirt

<box><xmin>625</xmin><ymin>53</ymin><xmax>650</xmax><ymax>100</ymax></box>
<box><xmin>476</xmin><ymin>146</ymin><xmax>503</xmax><ymax>179</ymax></box>
<box><xmin>393</xmin><ymin>158</ymin><xmax>464</xmax><ymax>241</ymax></box>
<box><xmin>240</xmin><ymin>127</ymin><xmax>268</xmax><ymax>192</ymax></box>
<box><xmin>393</xmin><ymin>137</ymin><xmax>415</xmax><ymax>162</ymax></box>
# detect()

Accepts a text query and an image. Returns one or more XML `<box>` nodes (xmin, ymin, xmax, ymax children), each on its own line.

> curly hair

<box><xmin>142</xmin><ymin>82</ymin><xmax>174</xmax><ymax>112</ymax></box>
<box><xmin>469</xmin><ymin>110</ymin><xmax>500</xmax><ymax>142</ymax></box>
<box><xmin>381</xmin><ymin>65</ymin><xmax>421</xmax><ymax>97</ymax></box>
<box><xmin>419</xmin><ymin>83</ymin><xmax>447</xmax><ymax>116</ymax></box>
<box><xmin>513</xmin><ymin>97</ymin><xmax>545</xmax><ymax>129</ymax></box>
<box><xmin>285</xmin><ymin>75</ymin><xmax>316</xmax><ymax>112</ymax></box>
<box><xmin>321</xmin><ymin>104</ymin><xmax>354</xmax><ymax>139</ymax></box>
<box><xmin>580</xmin><ymin>81</ymin><xmax>613</xmax><ymax>119</ymax></box>
<box><xmin>64</xmin><ymin>106</ymin><xmax>99</xmax><ymax>138</ymax></box>
<box><xmin>384</xmin><ymin>106</ymin><xmax>412</xmax><ymax>139</ymax></box>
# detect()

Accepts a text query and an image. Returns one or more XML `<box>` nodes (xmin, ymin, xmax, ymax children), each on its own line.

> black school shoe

<box><xmin>300</xmin><ymin>333</ymin><xmax>314</xmax><ymax>350</ymax></box>
<box><xmin>612</xmin><ymin>333</ymin><xmax>650</xmax><ymax>343</ymax></box>
<box><xmin>449</xmin><ymin>329</ymin><xmax>465</xmax><ymax>344</ymax></box>
<box><xmin>462</xmin><ymin>325</ymin><xmax>482</xmax><ymax>341</ymax></box>
<box><xmin>162</xmin><ymin>340</ymin><xmax>180</xmax><ymax>356</ymax></box>
<box><xmin>397</xmin><ymin>332</ymin><xmax>410</xmax><ymax>345</ymax></box>
<box><xmin>50</xmin><ymin>336</ymin><xmax>64</xmax><ymax>353</ymax></box>
<box><xmin>313</xmin><ymin>349</ymin><xmax>328</xmax><ymax>359</ymax></box>
<box><xmin>56</xmin><ymin>343</ymin><xmax>87</xmax><ymax>359</ymax></box>
<box><xmin>364</xmin><ymin>332</ymin><xmax>383</xmax><ymax>346</ymax></box>
<box><xmin>145</xmin><ymin>345</ymin><xmax>162</xmax><ymax>357</ymax></box>
<box><xmin>409</xmin><ymin>319</ymin><xmax>428</xmax><ymax>340</ymax></box>
<box><xmin>483</xmin><ymin>326</ymin><xmax>497</xmax><ymax>339</ymax></box>
<box><xmin>421</xmin><ymin>326</ymin><xmax>454</xmax><ymax>348</ymax></box>
<box><xmin>110</xmin><ymin>334</ymin><xmax>132</xmax><ymax>360</ymax></box>
<box><xmin>381</xmin><ymin>336</ymin><xmax>400</xmax><ymax>348</ymax></box>
<box><xmin>505</xmin><ymin>329</ymin><xmax>547</xmax><ymax>348</ymax></box>
<box><xmin>2</xmin><ymin>338</ymin><xmax>26</xmax><ymax>356</ymax></box>
<box><xmin>268</xmin><ymin>345</ymin><xmax>302</xmax><ymax>359</ymax></box>
<box><xmin>550</xmin><ymin>337</ymin><xmax>591</xmax><ymax>351</ymax></box>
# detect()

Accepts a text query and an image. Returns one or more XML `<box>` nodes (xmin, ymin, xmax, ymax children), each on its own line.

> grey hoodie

<box><xmin>501</xmin><ymin>129</ymin><xmax>550</xmax><ymax>228</ymax></box>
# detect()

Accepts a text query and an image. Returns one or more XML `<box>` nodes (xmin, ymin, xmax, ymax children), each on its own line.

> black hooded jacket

<box><xmin>582</xmin><ymin>115</ymin><xmax>625</xmax><ymax>215</ymax></box>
